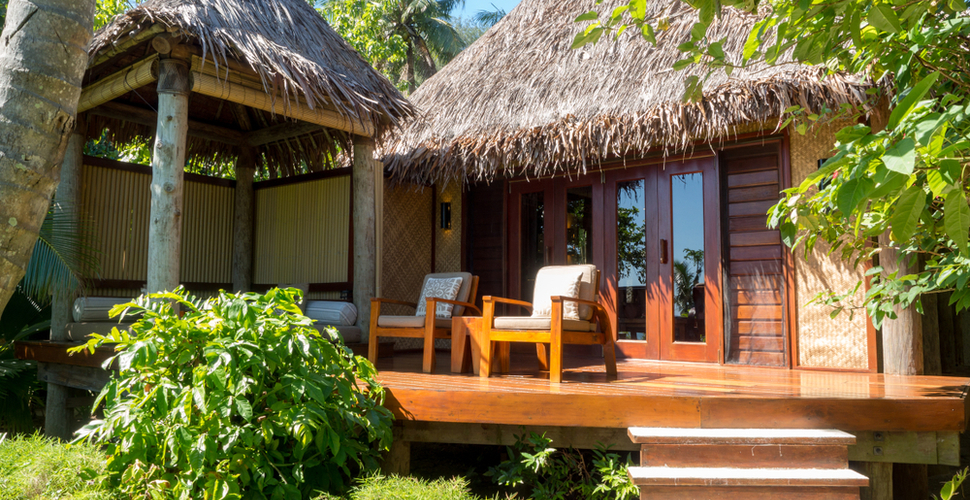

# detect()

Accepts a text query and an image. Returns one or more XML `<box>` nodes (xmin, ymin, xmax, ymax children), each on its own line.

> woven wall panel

<box><xmin>789</xmin><ymin>120</ymin><xmax>869</xmax><ymax>370</ymax></box>
<box><xmin>80</xmin><ymin>163</ymin><xmax>234</xmax><ymax>284</ymax></box>
<box><xmin>382</xmin><ymin>184</ymin><xmax>433</xmax><ymax>349</ymax></box>
<box><xmin>435</xmin><ymin>181</ymin><xmax>463</xmax><ymax>273</ymax></box>
<box><xmin>253</xmin><ymin>175</ymin><xmax>351</xmax><ymax>284</ymax></box>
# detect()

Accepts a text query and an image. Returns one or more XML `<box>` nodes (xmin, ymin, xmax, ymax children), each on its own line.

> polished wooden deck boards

<box><xmin>376</xmin><ymin>352</ymin><xmax>970</xmax><ymax>432</ymax></box>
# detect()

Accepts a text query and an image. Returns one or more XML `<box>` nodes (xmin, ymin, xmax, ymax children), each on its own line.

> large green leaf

<box><xmin>837</xmin><ymin>177</ymin><xmax>874</xmax><ymax>215</ymax></box>
<box><xmin>868</xmin><ymin>4</ymin><xmax>902</xmax><ymax>34</ymax></box>
<box><xmin>945</xmin><ymin>188</ymin><xmax>970</xmax><ymax>255</ymax></box>
<box><xmin>882</xmin><ymin>137</ymin><xmax>916</xmax><ymax>175</ymax></box>
<box><xmin>891</xmin><ymin>184</ymin><xmax>927</xmax><ymax>242</ymax></box>
<box><xmin>887</xmin><ymin>71</ymin><xmax>940</xmax><ymax>130</ymax></box>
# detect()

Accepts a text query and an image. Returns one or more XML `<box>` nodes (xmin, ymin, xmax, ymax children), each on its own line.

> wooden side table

<box><xmin>451</xmin><ymin>317</ymin><xmax>507</xmax><ymax>374</ymax></box>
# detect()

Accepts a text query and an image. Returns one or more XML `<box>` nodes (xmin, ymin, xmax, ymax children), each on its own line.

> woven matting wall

<box><xmin>382</xmin><ymin>183</ymin><xmax>433</xmax><ymax>349</ymax></box>
<box><xmin>435</xmin><ymin>181</ymin><xmax>463</xmax><ymax>273</ymax></box>
<box><xmin>790</xmin><ymin>119</ymin><xmax>869</xmax><ymax>370</ymax></box>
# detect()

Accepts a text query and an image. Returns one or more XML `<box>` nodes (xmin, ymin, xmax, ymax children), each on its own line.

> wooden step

<box><xmin>640</xmin><ymin>443</ymin><xmax>848</xmax><ymax>469</ymax></box>
<box><xmin>628</xmin><ymin>427</ymin><xmax>857</xmax><ymax>446</ymax></box>
<box><xmin>633</xmin><ymin>485</ymin><xmax>861</xmax><ymax>500</ymax></box>
<box><xmin>627</xmin><ymin>466</ymin><xmax>869</xmax><ymax>487</ymax></box>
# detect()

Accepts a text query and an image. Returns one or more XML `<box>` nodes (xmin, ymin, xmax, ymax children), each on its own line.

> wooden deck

<box><xmin>376</xmin><ymin>351</ymin><xmax>970</xmax><ymax>433</ymax></box>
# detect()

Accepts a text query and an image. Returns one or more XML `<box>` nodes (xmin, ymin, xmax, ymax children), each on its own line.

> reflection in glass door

<box><xmin>616</xmin><ymin>180</ymin><xmax>646</xmax><ymax>341</ymax></box>
<box><xmin>566</xmin><ymin>186</ymin><xmax>593</xmax><ymax>265</ymax></box>
<box><xmin>670</xmin><ymin>173</ymin><xmax>705</xmax><ymax>343</ymax></box>
<box><xmin>520</xmin><ymin>191</ymin><xmax>544</xmax><ymax>302</ymax></box>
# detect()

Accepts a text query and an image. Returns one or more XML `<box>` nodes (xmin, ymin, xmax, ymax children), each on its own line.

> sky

<box><xmin>453</xmin><ymin>0</ymin><xmax>522</xmax><ymax>18</ymax></box>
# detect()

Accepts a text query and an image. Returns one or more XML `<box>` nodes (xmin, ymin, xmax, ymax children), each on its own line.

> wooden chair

<box><xmin>480</xmin><ymin>264</ymin><xmax>617</xmax><ymax>383</ymax></box>
<box><xmin>368</xmin><ymin>273</ymin><xmax>481</xmax><ymax>373</ymax></box>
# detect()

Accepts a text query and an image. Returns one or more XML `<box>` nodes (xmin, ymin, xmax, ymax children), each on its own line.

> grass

<box><xmin>314</xmin><ymin>474</ymin><xmax>491</xmax><ymax>500</ymax></box>
<box><xmin>0</xmin><ymin>433</ymin><xmax>109</xmax><ymax>500</ymax></box>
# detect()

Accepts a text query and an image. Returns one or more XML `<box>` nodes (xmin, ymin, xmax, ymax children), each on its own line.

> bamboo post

<box><xmin>45</xmin><ymin>129</ymin><xmax>84</xmax><ymax>441</ymax></box>
<box><xmin>232</xmin><ymin>147</ymin><xmax>255</xmax><ymax>292</ymax></box>
<box><xmin>353</xmin><ymin>136</ymin><xmax>378</xmax><ymax>341</ymax></box>
<box><xmin>147</xmin><ymin>59</ymin><xmax>190</xmax><ymax>294</ymax></box>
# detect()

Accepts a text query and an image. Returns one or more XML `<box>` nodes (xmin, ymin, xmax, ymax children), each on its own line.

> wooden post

<box><xmin>147</xmin><ymin>59</ymin><xmax>190</xmax><ymax>294</ymax></box>
<box><xmin>382</xmin><ymin>423</ymin><xmax>410</xmax><ymax>475</ymax></box>
<box><xmin>877</xmin><ymin>233</ymin><xmax>923</xmax><ymax>376</ymax></box>
<box><xmin>353</xmin><ymin>136</ymin><xmax>378</xmax><ymax>341</ymax></box>
<box><xmin>877</xmin><ymin>233</ymin><xmax>927</xmax><ymax>498</ymax></box>
<box><xmin>232</xmin><ymin>147</ymin><xmax>255</xmax><ymax>292</ymax></box>
<box><xmin>45</xmin><ymin>129</ymin><xmax>85</xmax><ymax>440</ymax></box>
<box><xmin>860</xmin><ymin>462</ymin><xmax>892</xmax><ymax>500</ymax></box>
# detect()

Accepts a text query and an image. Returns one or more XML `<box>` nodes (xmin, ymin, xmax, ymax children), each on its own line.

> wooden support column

<box><xmin>353</xmin><ymin>136</ymin><xmax>379</xmax><ymax>341</ymax></box>
<box><xmin>45</xmin><ymin>129</ymin><xmax>85</xmax><ymax>440</ymax></box>
<box><xmin>877</xmin><ymin>233</ymin><xmax>927</xmax><ymax>499</ymax></box>
<box><xmin>382</xmin><ymin>422</ymin><xmax>410</xmax><ymax>475</ymax></box>
<box><xmin>860</xmin><ymin>462</ymin><xmax>893</xmax><ymax>500</ymax></box>
<box><xmin>147</xmin><ymin>59</ymin><xmax>190</xmax><ymax>293</ymax></box>
<box><xmin>232</xmin><ymin>147</ymin><xmax>255</xmax><ymax>292</ymax></box>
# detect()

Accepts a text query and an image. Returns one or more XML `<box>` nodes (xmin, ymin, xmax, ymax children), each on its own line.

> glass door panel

<box><xmin>566</xmin><ymin>186</ymin><xmax>593</xmax><ymax>265</ymax></box>
<box><xmin>520</xmin><ymin>191</ymin><xmax>545</xmax><ymax>302</ymax></box>
<box><xmin>671</xmin><ymin>172</ymin><xmax>705</xmax><ymax>343</ymax></box>
<box><xmin>616</xmin><ymin>180</ymin><xmax>646</xmax><ymax>341</ymax></box>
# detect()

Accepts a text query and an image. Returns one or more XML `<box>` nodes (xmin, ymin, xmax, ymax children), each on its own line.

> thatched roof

<box><xmin>384</xmin><ymin>0</ymin><xmax>879</xmax><ymax>184</ymax></box>
<box><xmin>85</xmin><ymin>0</ymin><xmax>413</xmax><ymax>178</ymax></box>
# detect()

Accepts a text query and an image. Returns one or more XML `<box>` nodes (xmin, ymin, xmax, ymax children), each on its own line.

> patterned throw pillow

<box><xmin>415</xmin><ymin>277</ymin><xmax>464</xmax><ymax>318</ymax></box>
<box><xmin>531</xmin><ymin>270</ymin><xmax>583</xmax><ymax>320</ymax></box>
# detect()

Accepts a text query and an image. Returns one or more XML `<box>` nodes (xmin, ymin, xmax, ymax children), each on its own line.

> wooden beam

<box><xmin>190</xmin><ymin>72</ymin><xmax>374</xmax><ymax>137</ymax></box>
<box><xmin>38</xmin><ymin>362</ymin><xmax>111</xmax><ymax>393</ymax></box>
<box><xmin>89</xmin><ymin>23</ymin><xmax>167</xmax><ymax>68</ymax></box>
<box><xmin>147</xmin><ymin>59</ymin><xmax>190</xmax><ymax>294</ymax></box>
<box><xmin>89</xmin><ymin>101</ymin><xmax>246</xmax><ymax>146</ymax></box>
<box><xmin>245</xmin><ymin>121</ymin><xmax>322</xmax><ymax>147</ymax></box>
<box><xmin>400</xmin><ymin>421</ymin><xmax>639</xmax><ymax>451</ymax></box>
<box><xmin>78</xmin><ymin>55</ymin><xmax>159</xmax><ymax>112</ymax></box>
<box><xmin>847</xmin><ymin>431</ymin><xmax>960</xmax><ymax>465</ymax></box>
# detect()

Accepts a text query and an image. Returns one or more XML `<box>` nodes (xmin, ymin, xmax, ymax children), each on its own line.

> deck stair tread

<box><xmin>628</xmin><ymin>427</ymin><xmax>856</xmax><ymax>445</ymax></box>
<box><xmin>628</xmin><ymin>466</ymin><xmax>869</xmax><ymax>487</ymax></box>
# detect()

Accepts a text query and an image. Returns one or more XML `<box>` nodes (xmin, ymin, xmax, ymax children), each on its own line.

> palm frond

<box><xmin>473</xmin><ymin>4</ymin><xmax>505</xmax><ymax>27</ymax></box>
<box><xmin>18</xmin><ymin>202</ymin><xmax>102</xmax><ymax>305</ymax></box>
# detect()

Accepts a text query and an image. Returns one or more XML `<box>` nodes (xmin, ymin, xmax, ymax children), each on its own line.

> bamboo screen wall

<box><xmin>789</xmin><ymin>120</ymin><xmax>870</xmax><ymax>370</ymax></box>
<box><xmin>252</xmin><ymin>173</ymin><xmax>351</xmax><ymax>292</ymax></box>
<box><xmin>79</xmin><ymin>157</ymin><xmax>234</xmax><ymax>297</ymax></box>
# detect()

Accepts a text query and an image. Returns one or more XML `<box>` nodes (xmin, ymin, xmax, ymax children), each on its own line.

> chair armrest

<box><xmin>483</xmin><ymin>296</ymin><xmax>533</xmax><ymax>313</ymax></box>
<box><xmin>370</xmin><ymin>297</ymin><xmax>418</xmax><ymax>309</ymax></box>
<box><xmin>551</xmin><ymin>296</ymin><xmax>605</xmax><ymax>311</ymax></box>
<box><xmin>424</xmin><ymin>297</ymin><xmax>483</xmax><ymax>316</ymax></box>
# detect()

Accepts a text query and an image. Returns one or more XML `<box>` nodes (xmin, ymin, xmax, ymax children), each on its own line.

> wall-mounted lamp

<box><xmin>440</xmin><ymin>202</ymin><xmax>452</xmax><ymax>230</ymax></box>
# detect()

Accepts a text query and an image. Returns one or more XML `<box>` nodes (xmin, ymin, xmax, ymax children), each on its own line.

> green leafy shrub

<box><xmin>71</xmin><ymin>287</ymin><xmax>393</xmax><ymax>499</ymax></box>
<box><xmin>488</xmin><ymin>432</ymin><xmax>638</xmax><ymax>500</ymax></box>
<box><xmin>0</xmin><ymin>433</ymin><xmax>109</xmax><ymax>499</ymax></box>
<box><xmin>935</xmin><ymin>467</ymin><xmax>969</xmax><ymax>500</ymax></box>
<box><xmin>314</xmin><ymin>474</ymin><xmax>487</xmax><ymax>500</ymax></box>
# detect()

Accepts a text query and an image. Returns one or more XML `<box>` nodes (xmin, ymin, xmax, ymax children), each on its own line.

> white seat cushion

<box><xmin>378</xmin><ymin>315</ymin><xmax>452</xmax><ymax>329</ymax></box>
<box><xmin>73</xmin><ymin>297</ymin><xmax>138</xmax><ymax>323</ymax></box>
<box><xmin>493</xmin><ymin>317</ymin><xmax>594</xmax><ymax>332</ymax></box>
<box><xmin>414</xmin><ymin>276</ymin><xmax>463</xmax><ymax>318</ymax></box>
<box><xmin>305</xmin><ymin>300</ymin><xmax>357</xmax><ymax>326</ymax></box>
<box><xmin>531</xmin><ymin>268</ymin><xmax>583</xmax><ymax>320</ymax></box>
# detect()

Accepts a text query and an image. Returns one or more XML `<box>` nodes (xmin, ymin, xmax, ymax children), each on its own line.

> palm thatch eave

<box><xmin>383</xmin><ymin>0</ymin><xmax>882</xmax><ymax>185</ymax></box>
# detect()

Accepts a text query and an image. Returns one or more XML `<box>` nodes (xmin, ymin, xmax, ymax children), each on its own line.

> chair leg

<box><xmin>535</xmin><ymin>343</ymin><xmax>549</xmax><ymax>371</ymax></box>
<box><xmin>499</xmin><ymin>342</ymin><xmax>510</xmax><ymax>373</ymax></box>
<box><xmin>480</xmin><ymin>332</ymin><xmax>492</xmax><ymax>378</ymax></box>
<box><xmin>422</xmin><ymin>331</ymin><xmax>436</xmax><ymax>374</ymax></box>
<box><xmin>603</xmin><ymin>339</ymin><xmax>618</xmax><ymax>379</ymax></box>
<box><xmin>368</xmin><ymin>332</ymin><xmax>379</xmax><ymax>365</ymax></box>
<box><xmin>549</xmin><ymin>336</ymin><xmax>563</xmax><ymax>383</ymax></box>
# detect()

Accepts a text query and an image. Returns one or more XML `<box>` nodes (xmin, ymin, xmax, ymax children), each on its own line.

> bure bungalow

<box><xmin>14</xmin><ymin>0</ymin><xmax>970</xmax><ymax>497</ymax></box>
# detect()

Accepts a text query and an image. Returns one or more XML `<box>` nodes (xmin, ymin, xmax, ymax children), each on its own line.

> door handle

<box><xmin>660</xmin><ymin>239</ymin><xmax>668</xmax><ymax>264</ymax></box>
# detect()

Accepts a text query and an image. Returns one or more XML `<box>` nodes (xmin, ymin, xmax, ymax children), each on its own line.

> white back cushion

<box><xmin>531</xmin><ymin>268</ymin><xmax>583</xmax><ymax>320</ymax></box>
<box><xmin>415</xmin><ymin>276</ymin><xmax>463</xmax><ymax>318</ymax></box>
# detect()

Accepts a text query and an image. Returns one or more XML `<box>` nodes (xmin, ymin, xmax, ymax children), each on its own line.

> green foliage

<box><xmin>314</xmin><ymin>474</ymin><xmax>488</xmax><ymax>500</ymax></box>
<box><xmin>320</xmin><ymin>0</ymin><xmax>466</xmax><ymax>94</ymax></box>
<box><xmin>94</xmin><ymin>0</ymin><xmax>134</xmax><ymax>30</ymax></box>
<box><xmin>616</xmin><ymin>206</ymin><xmax>645</xmax><ymax>283</ymax></box>
<box><xmin>934</xmin><ymin>467</ymin><xmax>969</xmax><ymax>500</ymax></box>
<box><xmin>575</xmin><ymin>0</ymin><xmax>970</xmax><ymax>327</ymax></box>
<box><xmin>673</xmin><ymin>248</ymin><xmax>703</xmax><ymax>318</ymax></box>
<box><xmin>0</xmin><ymin>433</ymin><xmax>109</xmax><ymax>500</ymax></box>
<box><xmin>71</xmin><ymin>287</ymin><xmax>394</xmax><ymax>499</ymax></box>
<box><xmin>487</xmin><ymin>432</ymin><xmax>638</xmax><ymax>500</ymax></box>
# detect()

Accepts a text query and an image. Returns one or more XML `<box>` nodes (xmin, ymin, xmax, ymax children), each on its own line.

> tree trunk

<box><xmin>403</xmin><ymin>44</ymin><xmax>417</xmax><ymax>95</ymax></box>
<box><xmin>0</xmin><ymin>0</ymin><xmax>96</xmax><ymax>315</ymax></box>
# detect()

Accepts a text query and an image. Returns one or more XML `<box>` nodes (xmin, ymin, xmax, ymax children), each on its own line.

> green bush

<box><xmin>0</xmin><ymin>433</ymin><xmax>108</xmax><ymax>499</ymax></box>
<box><xmin>71</xmin><ymin>287</ymin><xmax>394</xmax><ymax>499</ymax></box>
<box><xmin>314</xmin><ymin>474</ymin><xmax>487</xmax><ymax>500</ymax></box>
<box><xmin>487</xmin><ymin>432</ymin><xmax>638</xmax><ymax>500</ymax></box>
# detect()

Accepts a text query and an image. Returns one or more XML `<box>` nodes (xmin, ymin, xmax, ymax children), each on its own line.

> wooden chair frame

<box><xmin>480</xmin><ymin>270</ymin><xmax>617</xmax><ymax>383</ymax></box>
<box><xmin>368</xmin><ymin>276</ymin><xmax>481</xmax><ymax>373</ymax></box>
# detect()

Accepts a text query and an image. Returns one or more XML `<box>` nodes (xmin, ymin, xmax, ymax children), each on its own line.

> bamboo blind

<box><xmin>80</xmin><ymin>161</ymin><xmax>234</xmax><ymax>286</ymax></box>
<box><xmin>252</xmin><ymin>175</ymin><xmax>351</xmax><ymax>284</ymax></box>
